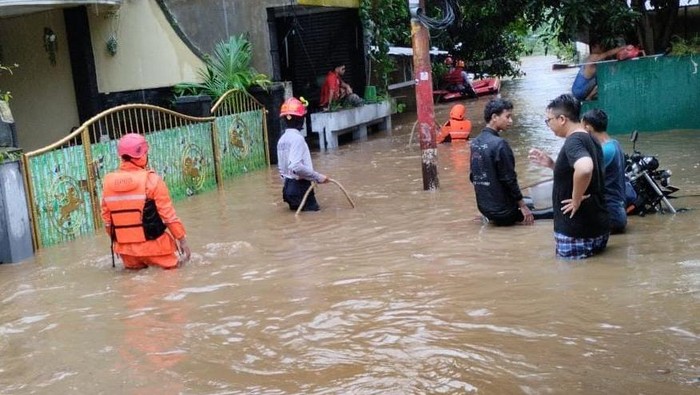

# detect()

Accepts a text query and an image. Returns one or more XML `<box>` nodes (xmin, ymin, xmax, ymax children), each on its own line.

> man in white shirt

<box><xmin>277</xmin><ymin>97</ymin><xmax>329</xmax><ymax>211</ymax></box>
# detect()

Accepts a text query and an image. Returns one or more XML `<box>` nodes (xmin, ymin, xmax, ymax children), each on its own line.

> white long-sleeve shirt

<box><xmin>277</xmin><ymin>128</ymin><xmax>324</xmax><ymax>182</ymax></box>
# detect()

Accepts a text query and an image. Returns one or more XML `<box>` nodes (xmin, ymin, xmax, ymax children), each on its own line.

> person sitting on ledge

<box><xmin>319</xmin><ymin>63</ymin><xmax>364</xmax><ymax>111</ymax></box>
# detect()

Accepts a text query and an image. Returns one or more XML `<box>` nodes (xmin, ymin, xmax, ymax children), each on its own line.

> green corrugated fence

<box><xmin>582</xmin><ymin>54</ymin><xmax>700</xmax><ymax>134</ymax></box>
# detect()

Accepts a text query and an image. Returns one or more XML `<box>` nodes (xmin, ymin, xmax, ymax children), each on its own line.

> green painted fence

<box><xmin>582</xmin><ymin>54</ymin><xmax>700</xmax><ymax>134</ymax></box>
<box><xmin>22</xmin><ymin>90</ymin><xmax>269</xmax><ymax>249</ymax></box>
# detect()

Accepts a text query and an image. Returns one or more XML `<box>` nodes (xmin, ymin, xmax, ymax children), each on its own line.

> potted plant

<box><xmin>173</xmin><ymin>35</ymin><xmax>271</xmax><ymax>116</ymax></box>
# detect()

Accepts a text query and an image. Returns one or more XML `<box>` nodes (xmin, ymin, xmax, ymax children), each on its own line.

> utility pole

<box><xmin>409</xmin><ymin>0</ymin><xmax>438</xmax><ymax>190</ymax></box>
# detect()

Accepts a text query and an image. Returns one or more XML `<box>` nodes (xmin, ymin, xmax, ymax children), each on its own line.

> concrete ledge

<box><xmin>309</xmin><ymin>101</ymin><xmax>393</xmax><ymax>151</ymax></box>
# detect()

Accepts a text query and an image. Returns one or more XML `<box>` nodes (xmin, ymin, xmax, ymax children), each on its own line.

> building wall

<box><xmin>88</xmin><ymin>1</ymin><xmax>204</xmax><ymax>93</ymax></box>
<box><xmin>0</xmin><ymin>10</ymin><xmax>80</xmax><ymax>151</ymax></box>
<box><xmin>159</xmin><ymin>0</ymin><xmax>359</xmax><ymax>80</ymax></box>
<box><xmin>160</xmin><ymin>0</ymin><xmax>290</xmax><ymax>78</ymax></box>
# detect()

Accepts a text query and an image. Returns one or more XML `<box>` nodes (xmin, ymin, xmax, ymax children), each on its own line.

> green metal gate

<box><xmin>22</xmin><ymin>89</ymin><xmax>269</xmax><ymax>249</ymax></box>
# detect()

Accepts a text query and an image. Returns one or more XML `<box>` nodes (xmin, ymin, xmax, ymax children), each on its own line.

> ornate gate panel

<box><xmin>211</xmin><ymin>89</ymin><xmax>269</xmax><ymax>184</ymax></box>
<box><xmin>23</xmin><ymin>104</ymin><xmax>216</xmax><ymax>248</ymax></box>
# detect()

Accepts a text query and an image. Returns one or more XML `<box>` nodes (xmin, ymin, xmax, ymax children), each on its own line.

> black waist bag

<box><xmin>142</xmin><ymin>199</ymin><xmax>167</xmax><ymax>240</ymax></box>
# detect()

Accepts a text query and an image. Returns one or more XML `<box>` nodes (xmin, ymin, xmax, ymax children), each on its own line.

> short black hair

<box><xmin>483</xmin><ymin>98</ymin><xmax>513</xmax><ymax>123</ymax></box>
<box><xmin>546</xmin><ymin>93</ymin><xmax>581</xmax><ymax>122</ymax></box>
<box><xmin>283</xmin><ymin>114</ymin><xmax>305</xmax><ymax>130</ymax></box>
<box><xmin>581</xmin><ymin>109</ymin><xmax>608</xmax><ymax>132</ymax></box>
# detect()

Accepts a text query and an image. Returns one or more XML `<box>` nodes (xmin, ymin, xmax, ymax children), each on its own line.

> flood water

<box><xmin>1</xmin><ymin>56</ymin><xmax>699</xmax><ymax>394</ymax></box>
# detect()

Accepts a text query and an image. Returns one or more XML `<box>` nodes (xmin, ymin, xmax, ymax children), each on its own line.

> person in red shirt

<box><xmin>319</xmin><ymin>63</ymin><xmax>363</xmax><ymax>110</ymax></box>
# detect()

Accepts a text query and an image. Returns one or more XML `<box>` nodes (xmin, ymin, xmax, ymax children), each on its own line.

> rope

<box><xmin>295</xmin><ymin>178</ymin><xmax>355</xmax><ymax>216</ymax></box>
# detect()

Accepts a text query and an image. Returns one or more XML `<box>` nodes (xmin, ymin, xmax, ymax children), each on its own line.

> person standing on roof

<box><xmin>101</xmin><ymin>133</ymin><xmax>191</xmax><ymax>270</ymax></box>
<box><xmin>277</xmin><ymin>97</ymin><xmax>329</xmax><ymax>211</ymax></box>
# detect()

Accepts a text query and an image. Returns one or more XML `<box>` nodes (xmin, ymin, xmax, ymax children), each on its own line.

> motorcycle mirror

<box><xmin>630</xmin><ymin>130</ymin><xmax>639</xmax><ymax>152</ymax></box>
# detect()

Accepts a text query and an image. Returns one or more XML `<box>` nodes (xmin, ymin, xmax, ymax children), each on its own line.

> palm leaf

<box><xmin>173</xmin><ymin>35</ymin><xmax>271</xmax><ymax>101</ymax></box>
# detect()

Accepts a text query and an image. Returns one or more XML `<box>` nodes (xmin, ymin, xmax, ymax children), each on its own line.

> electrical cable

<box><xmin>286</xmin><ymin>0</ymin><xmax>318</xmax><ymax>77</ymax></box>
<box><xmin>415</xmin><ymin>0</ymin><xmax>457</xmax><ymax>30</ymax></box>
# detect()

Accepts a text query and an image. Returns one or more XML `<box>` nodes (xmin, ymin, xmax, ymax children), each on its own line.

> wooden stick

<box><xmin>408</xmin><ymin>120</ymin><xmax>419</xmax><ymax>146</ymax></box>
<box><xmin>522</xmin><ymin>177</ymin><xmax>554</xmax><ymax>190</ymax></box>
<box><xmin>294</xmin><ymin>178</ymin><xmax>355</xmax><ymax>216</ymax></box>
<box><xmin>329</xmin><ymin>178</ymin><xmax>356</xmax><ymax>208</ymax></box>
<box><xmin>295</xmin><ymin>181</ymin><xmax>317</xmax><ymax>216</ymax></box>
<box><xmin>562</xmin><ymin>53</ymin><xmax>663</xmax><ymax>69</ymax></box>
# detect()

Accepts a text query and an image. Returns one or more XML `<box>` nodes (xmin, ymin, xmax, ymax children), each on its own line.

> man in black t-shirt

<box><xmin>529</xmin><ymin>94</ymin><xmax>609</xmax><ymax>259</ymax></box>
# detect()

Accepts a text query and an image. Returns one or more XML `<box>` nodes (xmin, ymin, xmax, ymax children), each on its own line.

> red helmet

<box><xmin>617</xmin><ymin>45</ymin><xmax>641</xmax><ymax>61</ymax></box>
<box><xmin>444</xmin><ymin>56</ymin><xmax>453</xmax><ymax>66</ymax></box>
<box><xmin>280</xmin><ymin>97</ymin><xmax>307</xmax><ymax>117</ymax></box>
<box><xmin>117</xmin><ymin>133</ymin><xmax>149</xmax><ymax>158</ymax></box>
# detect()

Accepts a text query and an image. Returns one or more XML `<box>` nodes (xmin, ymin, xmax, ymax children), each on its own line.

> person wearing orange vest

<box><xmin>101</xmin><ymin>133</ymin><xmax>191</xmax><ymax>270</ymax></box>
<box><xmin>443</xmin><ymin>60</ymin><xmax>477</xmax><ymax>99</ymax></box>
<box><xmin>437</xmin><ymin>104</ymin><xmax>473</xmax><ymax>143</ymax></box>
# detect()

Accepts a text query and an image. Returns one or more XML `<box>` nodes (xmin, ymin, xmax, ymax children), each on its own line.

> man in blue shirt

<box><xmin>582</xmin><ymin>109</ymin><xmax>628</xmax><ymax>233</ymax></box>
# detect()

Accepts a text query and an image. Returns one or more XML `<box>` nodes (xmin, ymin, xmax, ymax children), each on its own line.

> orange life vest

<box><xmin>102</xmin><ymin>169</ymin><xmax>166</xmax><ymax>244</ymax></box>
<box><xmin>437</xmin><ymin>119</ymin><xmax>472</xmax><ymax>143</ymax></box>
<box><xmin>444</xmin><ymin>67</ymin><xmax>464</xmax><ymax>85</ymax></box>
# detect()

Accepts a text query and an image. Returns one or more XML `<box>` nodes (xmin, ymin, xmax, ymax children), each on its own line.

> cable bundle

<box><xmin>415</xmin><ymin>0</ymin><xmax>457</xmax><ymax>30</ymax></box>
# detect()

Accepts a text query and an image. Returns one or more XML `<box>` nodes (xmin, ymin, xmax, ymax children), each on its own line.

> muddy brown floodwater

<box><xmin>1</xmin><ymin>56</ymin><xmax>699</xmax><ymax>394</ymax></box>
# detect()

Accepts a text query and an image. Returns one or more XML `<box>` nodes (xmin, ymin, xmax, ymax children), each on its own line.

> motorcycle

<box><xmin>624</xmin><ymin>130</ymin><xmax>679</xmax><ymax>216</ymax></box>
<box><xmin>524</xmin><ymin>131</ymin><xmax>679</xmax><ymax>218</ymax></box>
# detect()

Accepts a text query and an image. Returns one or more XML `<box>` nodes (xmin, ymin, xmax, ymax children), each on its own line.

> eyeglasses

<box><xmin>545</xmin><ymin>115</ymin><xmax>561</xmax><ymax>125</ymax></box>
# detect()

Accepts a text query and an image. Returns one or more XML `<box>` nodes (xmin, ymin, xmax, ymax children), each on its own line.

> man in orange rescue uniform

<box><xmin>437</xmin><ymin>103</ymin><xmax>473</xmax><ymax>143</ymax></box>
<box><xmin>101</xmin><ymin>133</ymin><xmax>191</xmax><ymax>269</ymax></box>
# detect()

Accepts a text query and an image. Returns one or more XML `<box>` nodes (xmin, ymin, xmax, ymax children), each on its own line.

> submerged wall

<box><xmin>583</xmin><ymin>55</ymin><xmax>700</xmax><ymax>134</ymax></box>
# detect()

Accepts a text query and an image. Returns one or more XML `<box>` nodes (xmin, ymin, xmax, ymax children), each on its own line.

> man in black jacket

<box><xmin>470</xmin><ymin>98</ymin><xmax>534</xmax><ymax>226</ymax></box>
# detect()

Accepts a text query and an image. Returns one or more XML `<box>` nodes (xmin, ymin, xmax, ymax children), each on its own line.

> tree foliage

<box><xmin>0</xmin><ymin>62</ymin><xmax>18</xmax><ymax>102</ymax></box>
<box><xmin>518</xmin><ymin>0</ymin><xmax>684</xmax><ymax>55</ymax></box>
<box><xmin>526</xmin><ymin>0</ymin><xmax>639</xmax><ymax>49</ymax></box>
<box><xmin>630</xmin><ymin>0</ymin><xmax>681</xmax><ymax>54</ymax></box>
<box><xmin>359</xmin><ymin>0</ymin><xmax>684</xmax><ymax>83</ymax></box>
<box><xmin>360</xmin><ymin>0</ymin><xmax>410</xmax><ymax>94</ymax></box>
<box><xmin>431</xmin><ymin>0</ymin><xmax>529</xmax><ymax>77</ymax></box>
